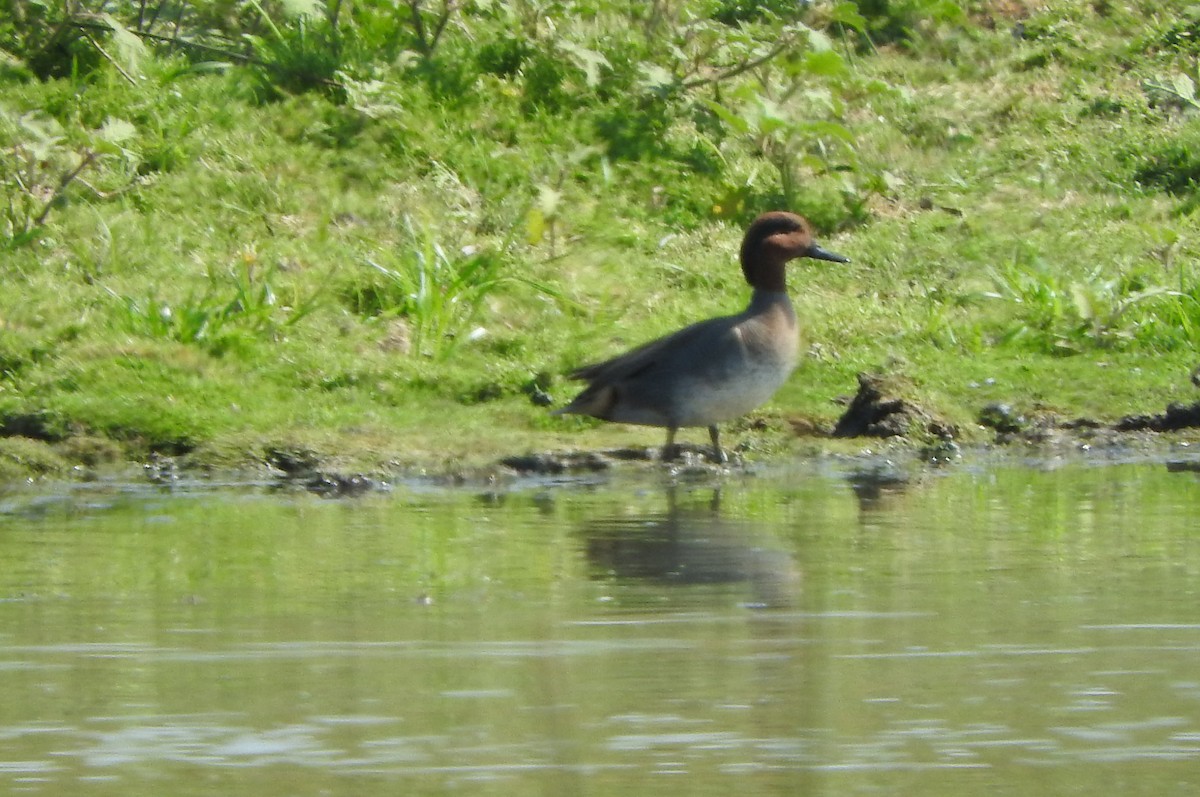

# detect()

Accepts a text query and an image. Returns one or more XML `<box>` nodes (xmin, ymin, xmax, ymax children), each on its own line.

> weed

<box><xmin>1144</xmin><ymin>67</ymin><xmax>1200</xmax><ymax>115</ymax></box>
<box><xmin>851</xmin><ymin>0</ymin><xmax>966</xmax><ymax>48</ymax></box>
<box><xmin>702</xmin><ymin>74</ymin><xmax>884</xmax><ymax>227</ymax></box>
<box><xmin>0</xmin><ymin>110</ymin><xmax>93</xmax><ymax>246</ymax></box>
<box><xmin>244</xmin><ymin>0</ymin><xmax>347</xmax><ymax>100</ymax></box>
<box><xmin>0</xmin><ymin>106</ymin><xmax>146</xmax><ymax>246</ymax></box>
<box><xmin>1130</xmin><ymin>115</ymin><xmax>1200</xmax><ymax>195</ymax></box>
<box><xmin>348</xmin><ymin>216</ymin><xmax>562</xmax><ymax>359</ymax></box>
<box><xmin>1149</xmin><ymin>5</ymin><xmax>1200</xmax><ymax>56</ymax></box>
<box><xmin>113</xmin><ymin>255</ymin><xmax>323</xmax><ymax>356</ymax></box>
<box><xmin>979</xmin><ymin>247</ymin><xmax>1197</xmax><ymax>354</ymax></box>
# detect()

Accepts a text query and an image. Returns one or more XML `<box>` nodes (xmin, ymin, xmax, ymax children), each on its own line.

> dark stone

<box><xmin>266</xmin><ymin>446</ymin><xmax>321</xmax><ymax>476</ymax></box>
<box><xmin>522</xmin><ymin>373</ymin><xmax>555</xmax><ymax>406</ymax></box>
<box><xmin>979</xmin><ymin>402</ymin><xmax>1026</xmax><ymax>434</ymax></box>
<box><xmin>527</xmin><ymin>388</ymin><xmax>554</xmax><ymax>407</ymax></box>
<box><xmin>143</xmin><ymin>453</ymin><xmax>179</xmax><ymax>485</ymax></box>
<box><xmin>305</xmin><ymin>472</ymin><xmax>377</xmax><ymax>497</ymax></box>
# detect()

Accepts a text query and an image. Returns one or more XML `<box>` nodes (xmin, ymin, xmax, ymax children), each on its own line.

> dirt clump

<box><xmin>833</xmin><ymin>373</ymin><xmax>954</xmax><ymax>441</ymax></box>
<box><xmin>1115</xmin><ymin>401</ymin><xmax>1200</xmax><ymax>433</ymax></box>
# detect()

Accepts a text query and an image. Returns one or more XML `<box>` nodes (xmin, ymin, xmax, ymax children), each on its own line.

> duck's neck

<box><xmin>746</xmin><ymin>288</ymin><xmax>794</xmax><ymax>315</ymax></box>
<box><xmin>743</xmin><ymin>257</ymin><xmax>788</xmax><ymax>293</ymax></box>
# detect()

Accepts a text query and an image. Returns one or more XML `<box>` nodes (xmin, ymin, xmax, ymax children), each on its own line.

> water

<box><xmin>1</xmin><ymin>454</ymin><xmax>1199</xmax><ymax>795</ymax></box>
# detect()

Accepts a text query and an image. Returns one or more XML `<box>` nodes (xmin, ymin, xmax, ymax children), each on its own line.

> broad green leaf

<box><xmin>1174</xmin><ymin>73</ymin><xmax>1196</xmax><ymax>102</ymax></box>
<box><xmin>830</xmin><ymin>1</ymin><xmax>868</xmax><ymax>32</ymax></box>
<box><xmin>17</xmin><ymin>111</ymin><xmax>63</xmax><ymax>144</ymax></box>
<box><xmin>16</xmin><ymin>112</ymin><xmax>63</xmax><ymax>160</ymax></box>
<box><xmin>526</xmin><ymin>207</ymin><xmax>545</xmax><ymax>245</ymax></box>
<box><xmin>798</xmin><ymin>120</ymin><xmax>857</xmax><ymax>146</ymax></box>
<box><xmin>1070</xmin><ymin>283</ymin><xmax>1094</xmax><ymax>321</ymax></box>
<box><xmin>932</xmin><ymin>0</ymin><xmax>967</xmax><ymax>23</ymax></box>
<box><xmin>101</xmin><ymin>13</ymin><xmax>147</xmax><ymax>76</ymax></box>
<box><xmin>537</xmin><ymin>184</ymin><xmax>562</xmax><ymax>217</ymax></box>
<box><xmin>701</xmin><ymin>99</ymin><xmax>751</xmax><ymax>134</ymax></box>
<box><xmin>281</xmin><ymin>0</ymin><xmax>322</xmax><ymax>19</ymax></box>
<box><xmin>799</xmin><ymin>23</ymin><xmax>833</xmax><ymax>53</ymax></box>
<box><xmin>559</xmin><ymin>41</ymin><xmax>608</xmax><ymax>88</ymax></box>
<box><xmin>98</xmin><ymin>117</ymin><xmax>137</xmax><ymax>145</ymax></box>
<box><xmin>804</xmin><ymin>49</ymin><xmax>846</xmax><ymax>78</ymax></box>
<box><xmin>638</xmin><ymin>62</ymin><xmax>674</xmax><ymax>90</ymax></box>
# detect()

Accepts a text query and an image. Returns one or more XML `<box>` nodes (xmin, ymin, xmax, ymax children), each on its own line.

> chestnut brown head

<box><xmin>739</xmin><ymin>212</ymin><xmax>849</xmax><ymax>290</ymax></box>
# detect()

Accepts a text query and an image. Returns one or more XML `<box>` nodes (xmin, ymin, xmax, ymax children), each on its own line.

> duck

<box><xmin>554</xmin><ymin>211</ymin><xmax>849</xmax><ymax>463</ymax></box>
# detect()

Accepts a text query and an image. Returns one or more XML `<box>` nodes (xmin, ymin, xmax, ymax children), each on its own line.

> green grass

<box><xmin>2</xmin><ymin>0</ymin><xmax>1200</xmax><ymax>477</ymax></box>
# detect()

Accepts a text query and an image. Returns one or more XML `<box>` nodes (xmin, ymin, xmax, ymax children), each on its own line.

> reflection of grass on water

<box><xmin>3</xmin><ymin>463</ymin><xmax>1198</xmax><ymax>792</ymax></box>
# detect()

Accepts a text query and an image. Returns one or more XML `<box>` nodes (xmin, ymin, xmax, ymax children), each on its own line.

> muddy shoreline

<box><xmin>3</xmin><ymin>431</ymin><xmax>1198</xmax><ymax>502</ymax></box>
<box><xmin>4</xmin><ymin>374</ymin><xmax>1199</xmax><ymax>497</ymax></box>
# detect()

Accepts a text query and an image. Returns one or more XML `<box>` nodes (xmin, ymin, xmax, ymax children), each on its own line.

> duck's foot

<box><xmin>661</xmin><ymin>427</ymin><xmax>680</xmax><ymax>462</ymax></box>
<box><xmin>660</xmin><ymin>427</ymin><xmax>730</xmax><ymax>465</ymax></box>
<box><xmin>708</xmin><ymin>425</ymin><xmax>728</xmax><ymax>464</ymax></box>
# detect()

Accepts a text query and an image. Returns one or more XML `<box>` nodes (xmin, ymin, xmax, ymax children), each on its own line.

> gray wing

<box><xmin>567</xmin><ymin>314</ymin><xmax>739</xmax><ymax>385</ymax></box>
<box><xmin>557</xmin><ymin>314</ymin><xmax>744</xmax><ymax>423</ymax></box>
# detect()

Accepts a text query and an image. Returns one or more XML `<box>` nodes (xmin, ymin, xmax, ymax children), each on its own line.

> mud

<box><xmin>304</xmin><ymin>378</ymin><xmax>1200</xmax><ymax>482</ymax></box>
<box><xmin>500</xmin><ymin>445</ymin><xmax>732</xmax><ymax>476</ymax></box>
<box><xmin>1116</xmin><ymin>401</ymin><xmax>1200</xmax><ymax>433</ymax></box>
<box><xmin>4</xmin><ymin>374</ymin><xmax>1200</xmax><ymax>490</ymax></box>
<box><xmin>832</xmin><ymin>372</ymin><xmax>957</xmax><ymax>441</ymax></box>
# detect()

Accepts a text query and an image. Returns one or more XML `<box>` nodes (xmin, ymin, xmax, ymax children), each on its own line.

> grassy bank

<box><xmin>2</xmin><ymin>0</ymin><xmax>1199</xmax><ymax>480</ymax></box>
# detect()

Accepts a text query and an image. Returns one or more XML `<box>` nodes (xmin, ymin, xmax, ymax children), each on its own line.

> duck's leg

<box><xmin>662</xmin><ymin>426</ymin><xmax>679</xmax><ymax>461</ymax></box>
<box><xmin>708</xmin><ymin>425</ymin><xmax>727</xmax><ymax>464</ymax></box>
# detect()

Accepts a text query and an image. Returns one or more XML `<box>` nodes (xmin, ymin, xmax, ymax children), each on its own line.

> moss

<box><xmin>0</xmin><ymin>437</ymin><xmax>70</xmax><ymax>479</ymax></box>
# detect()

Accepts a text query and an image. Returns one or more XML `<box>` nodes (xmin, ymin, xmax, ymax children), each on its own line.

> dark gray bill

<box><xmin>806</xmin><ymin>243</ymin><xmax>850</xmax><ymax>263</ymax></box>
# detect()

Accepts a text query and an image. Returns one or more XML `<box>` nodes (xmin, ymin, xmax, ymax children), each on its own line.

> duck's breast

<box><xmin>668</xmin><ymin>299</ymin><xmax>799</xmax><ymax>426</ymax></box>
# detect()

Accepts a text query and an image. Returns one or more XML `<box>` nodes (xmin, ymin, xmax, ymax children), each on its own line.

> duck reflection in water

<box><xmin>578</xmin><ymin>488</ymin><xmax>801</xmax><ymax>609</ymax></box>
<box><xmin>845</xmin><ymin>463</ymin><xmax>914</xmax><ymax>515</ymax></box>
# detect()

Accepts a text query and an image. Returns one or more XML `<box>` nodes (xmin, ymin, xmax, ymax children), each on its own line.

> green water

<box><xmin>1</xmin><ymin>454</ymin><xmax>1199</xmax><ymax>795</ymax></box>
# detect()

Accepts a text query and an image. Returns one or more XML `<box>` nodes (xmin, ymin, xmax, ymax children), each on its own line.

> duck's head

<box><xmin>740</xmin><ymin>211</ymin><xmax>849</xmax><ymax>291</ymax></box>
